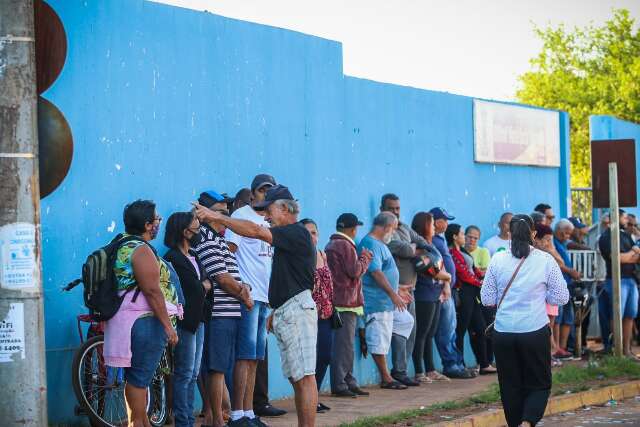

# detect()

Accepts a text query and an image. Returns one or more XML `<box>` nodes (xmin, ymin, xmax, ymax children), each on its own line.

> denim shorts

<box><xmin>604</xmin><ymin>278</ymin><xmax>639</xmax><ymax>319</ymax></box>
<box><xmin>125</xmin><ymin>316</ymin><xmax>168</xmax><ymax>388</ymax></box>
<box><xmin>272</xmin><ymin>290</ymin><xmax>318</xmax><ymax>383</ymax></box>
<box><xmin>556</xmin><ymin>302</ymin><xmax>574</xmax><ymax>325</ymax></box>
<box><xmin>365</xmin><ymin>311</ymin><xmax>394</xmax><ymax>355</ymax></box>
<box><xmin>205</xmin><ymin>317</ymin><xmax>239</xmax><ymax>374</ymax></box>
<box><xmin>237</xmin><ymin>301</ymin><xmax>270</xmax><ymax>360</ymax></box>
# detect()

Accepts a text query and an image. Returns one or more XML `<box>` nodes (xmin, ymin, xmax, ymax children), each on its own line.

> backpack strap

<box><xmin>112</xmin><ymin>234</ymin><xmax>156</xmax><ymax>303</ymax></box>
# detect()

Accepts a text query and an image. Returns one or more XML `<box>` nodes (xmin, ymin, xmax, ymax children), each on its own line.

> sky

<box><xmin>150</xmin><ymin>0</ymin><xmax>640</xmax><ymax>101</ymax></box>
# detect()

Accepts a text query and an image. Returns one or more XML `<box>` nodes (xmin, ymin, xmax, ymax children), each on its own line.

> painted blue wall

<box><xmin>590</xmin><ymin>115</ymin><xmax>640</xmax><ymax>218</ymax></box>
<box><xmin>41</xmin><ymin>1</ymin><xmax>569</xmax><ymax>423</ymax></box>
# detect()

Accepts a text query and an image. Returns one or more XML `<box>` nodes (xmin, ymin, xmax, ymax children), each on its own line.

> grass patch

<box><xmin>340</xmin><ymin>356</ymin><xmax>640</xmax><ymax>427</ymax></box>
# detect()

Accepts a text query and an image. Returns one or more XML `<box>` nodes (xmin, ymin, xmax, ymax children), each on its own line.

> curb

<box><xmin>438</xmin><ymin>380</ymin><xmax>640</xmax><ymax>427</ymax></box>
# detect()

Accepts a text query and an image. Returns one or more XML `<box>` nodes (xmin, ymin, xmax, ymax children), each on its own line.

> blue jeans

<box><xmin>173</xmin><ymin>323</ymin><xmax>205</xmax><ymax>427</ymax></box>
<box><xmin>435</xmin><ymin>298</ymin><xmax>465</xmax><ymax>374</ymax></box>
<box><xmin>604</xmin><ymin>278</ymin><xmax>639</xmax><ymax>318</ymax></box>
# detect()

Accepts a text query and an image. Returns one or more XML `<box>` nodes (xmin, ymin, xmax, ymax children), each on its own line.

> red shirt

<box><xmin>450</xmin><ymin>247</ymin><xmax>483</xmax><ymax>288</ymax></box>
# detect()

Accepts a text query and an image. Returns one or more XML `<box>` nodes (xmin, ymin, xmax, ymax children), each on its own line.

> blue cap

<box><xmin>198</xmin><ymin>190</ymin><xmax>232</xmax><ymax>208</ymax></box>
<box><xmin>568</xmin><ymin>217</ymin><xmax>587</xmax><ymax>229</ymax></box>
<box><xmin>429</xmin><ymin>207</ymin><xmax>455</xmax><ymax>221</ymax></box>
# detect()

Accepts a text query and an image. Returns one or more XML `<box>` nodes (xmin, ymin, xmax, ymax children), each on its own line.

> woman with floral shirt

<box><xmin>301</xmin><ymin>219</ymin><xmax>335</xmax><ymax>414</ymax></box>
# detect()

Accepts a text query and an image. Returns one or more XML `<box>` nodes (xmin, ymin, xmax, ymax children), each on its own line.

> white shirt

<box><xmin>480</xmin><ymin>248</ymin><xmax>569</xmax><ymax>333</ymax></box>
<box><xmin>483</xmin><ymin>235</ymin><xmax>510</xmax><ymax>257</ymax></box>
<box><xmin>225</xmin><ymin>205</ymin><xmax>272</xmax><ymax>303</ymax></box>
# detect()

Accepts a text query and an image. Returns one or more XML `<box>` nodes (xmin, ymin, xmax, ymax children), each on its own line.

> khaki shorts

<box><xmin>272</xmin><ymin>290</ymin><xmax>318</xmax><ymax>382</ymax></box>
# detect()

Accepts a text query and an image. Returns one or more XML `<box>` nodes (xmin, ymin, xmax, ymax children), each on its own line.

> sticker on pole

<box><xmin>0</xmin><ymin>223</ymin><xmax>37</xmax><ymax>290</ymax></box>
<box><xmin>0</xmin><ymin>303</ymin><xmax>25</xmax><ymax>362</ymax></box>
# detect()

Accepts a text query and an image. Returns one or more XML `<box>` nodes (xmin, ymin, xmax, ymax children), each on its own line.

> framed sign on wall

<box><xmin>473</xmin><ymin>99</ymin><xmax>561</xmax><ymax>167</ymax></box>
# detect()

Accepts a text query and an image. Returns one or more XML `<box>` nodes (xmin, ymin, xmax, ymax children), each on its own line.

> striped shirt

<box><xmin>195</xmin><ymin>225</ymin><xmax>241</xmax><ymax>318</ymax></box>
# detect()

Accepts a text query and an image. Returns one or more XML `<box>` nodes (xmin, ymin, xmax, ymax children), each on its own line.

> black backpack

<box><xmin>65</xmin><ymin>234</ymin><xmax>145</xmax><ymax>321</ymax></box>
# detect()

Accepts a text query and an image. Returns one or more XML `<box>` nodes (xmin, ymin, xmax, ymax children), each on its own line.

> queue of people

<box><xmin>101</xmin><ymin>180</ymin><xmax>639</xmax><ymax>427</ymax></box>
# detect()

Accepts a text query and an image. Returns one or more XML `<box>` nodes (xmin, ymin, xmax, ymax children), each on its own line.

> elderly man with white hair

<box><xmin>552</xmin><ymin>219</ymin><xmax>582</xmax><ymax>359</ymax></box>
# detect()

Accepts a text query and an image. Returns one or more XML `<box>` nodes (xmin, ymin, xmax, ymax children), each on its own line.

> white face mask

<box><xmin>383</xmin><ymin>232</ymin><xmax>393</xmax><ymax>244</ymax></box>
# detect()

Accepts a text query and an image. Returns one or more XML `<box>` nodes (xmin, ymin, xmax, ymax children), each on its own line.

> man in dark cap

<box><xmin>195</xmin><ymin>185</ymin><xmax>318</xmax><ymax>427</ymax></box>
<box><xmin>325</xmin><ymin>213</ymin><xmax>373</xmax><ymax>397</ymax></box>
<box><xmin>225</xmin><ymin>174</ymin><xmax>287</xmax><ymax>423</ymax></box>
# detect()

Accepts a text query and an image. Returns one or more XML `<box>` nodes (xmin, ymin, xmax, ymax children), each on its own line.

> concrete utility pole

<box><xmin>609</xmin><ymin>162</ymin><xmax>623</xmax><ymax>357</ymax></box>
<box><xmin>0</xmin><ymin>1</ymin><xmax>48</xmax><ymax>425</ymax></box>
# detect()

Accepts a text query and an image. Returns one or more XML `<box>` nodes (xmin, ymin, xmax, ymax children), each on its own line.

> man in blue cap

<box><xmin>194</xmin><ymin>190</ymin><xmax>255</xmax><ymax>427</ymax></box>
<box><xmin>429</xmin><ymin>207</ymin><xmax>475</xmax><ymax>379</ymax></box>
<box><xmin>567</xmin><ymin>217</ymin><xmax>590</xmax><ymax>250</ymax></box>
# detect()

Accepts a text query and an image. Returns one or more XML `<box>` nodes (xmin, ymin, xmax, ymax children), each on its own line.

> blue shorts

<box><xmin>604</xmin><ymin>278</ymin><xmax>639</xmax><ymax>319</ymax></box>
<box><xmin>125</xmin><ymin>316</ymin><xmax>168</xmax><ymax>388</ymax></box>
<box><xmin>556</xmin><ymin>302</ymin><xmax>574</xmax><ymax>326</ymax></box>
<box><xmin>237</xmin><ymin>301</ymin><xmax>270</xmax><ymax>360</ymax></box>
<box><xmin>205</xmin><ymin>317</ymin><xmax>239</xmax><ymax>374</ymax></box>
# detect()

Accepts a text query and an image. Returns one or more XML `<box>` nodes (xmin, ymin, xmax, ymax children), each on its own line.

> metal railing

<box><xmin>571</xmin><ymin>187</ymin><xmax>593</xmax><ymax>225</ymax></box>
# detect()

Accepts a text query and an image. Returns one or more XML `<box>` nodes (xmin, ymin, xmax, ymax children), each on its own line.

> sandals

<box><xmin>380</xmin><ymin>380</ymin><xmax>408</xmax><ymax>390</ymax></box>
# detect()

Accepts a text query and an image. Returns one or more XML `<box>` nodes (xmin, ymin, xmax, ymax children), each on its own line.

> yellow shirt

<box><xmin>470</xmin><ymin>247</ymin><xmax>491</xmax><ymax>270</ymax></box>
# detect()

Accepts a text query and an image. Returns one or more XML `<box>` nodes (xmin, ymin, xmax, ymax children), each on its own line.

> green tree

<box><xmin>516</xmin><ymin>9</ymin><xmax>640</xmax><ymax>187</ymax></box>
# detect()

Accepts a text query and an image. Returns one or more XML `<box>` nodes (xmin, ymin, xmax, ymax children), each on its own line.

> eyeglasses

<box><xmin>148</xmin><ymin>216</ymin><xmax>162</xmax><ymax>224</ymax></box>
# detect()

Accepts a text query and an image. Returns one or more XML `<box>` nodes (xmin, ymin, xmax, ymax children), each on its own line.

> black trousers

<box><xmin>412</xmin><ymin>300</ymin><xmax>441</xmax><ymax>374</ymax></box>
<box><xmin>456</xmin><ymin>283</ymin><xmax>489</xmax><ymax>368</ymax></box>
<box><xmin>494</xmin><ymin>325</ymin><xmax>552</xmax><ymax>427</ymax></box>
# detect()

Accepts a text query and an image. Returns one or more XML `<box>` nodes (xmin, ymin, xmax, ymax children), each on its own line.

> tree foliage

<box><xmin>516</xmin><ymin>9</ymin><xmax>640</xmax><ymax>187</ymax></box>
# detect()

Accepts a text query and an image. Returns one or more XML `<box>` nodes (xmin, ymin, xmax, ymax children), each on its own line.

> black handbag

<box><xmin>330</xmin><ymin>308</ymin><xmax>343</xmax><ymax>329</ymax></box>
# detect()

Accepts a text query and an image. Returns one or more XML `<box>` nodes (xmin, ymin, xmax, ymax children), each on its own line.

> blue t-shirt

<box><xmin>553</xmin><ymin>237</ymin><xmax>573</xmax><ymax>284</ymax></box>
<box><xmin>359</xmin><ymin>235</ymin><xmax>399</xmax><ymax>314</ymax></box>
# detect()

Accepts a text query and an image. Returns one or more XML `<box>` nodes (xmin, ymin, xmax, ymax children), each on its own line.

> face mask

<box><xmin>188</xmin><ymin>232</ymin><xmax>201</xmax><ymax>247</ymax></box>
<box><xmin>383</xmin><ymin>232</ymin><xmax>392</xmax><ymax>244</ymax></box>
<box><xmin>149</xmin><ymin>223</ymin><xmax>160</xmax><ymax>240</ymax></box>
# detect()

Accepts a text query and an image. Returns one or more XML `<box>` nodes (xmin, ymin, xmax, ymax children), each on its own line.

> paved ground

<box><xmin>191</xmin><ymin>374</ymin><xmax>497</xmax><ymax>427</ymax></box>
<box><xmin>540</xmin><ymin>397</ymin><xmax>640</xmax><ymax>426</ymax></box>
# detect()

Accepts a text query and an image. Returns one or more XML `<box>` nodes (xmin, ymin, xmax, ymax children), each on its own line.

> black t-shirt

<box><xmin>268</xmin><ymin>222</ymin><xmax>316</xmax><ymax>309</ymax></box>
<box><xmin>598</xmin><ymin>229</ymin><xmax>637</xmax><ymax>278</ymax></box>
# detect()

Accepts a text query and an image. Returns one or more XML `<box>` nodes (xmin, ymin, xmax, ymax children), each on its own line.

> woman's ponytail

<box><xmin>510</xmin><ymin>214</ymin><xmax>534</xmax><ymax>259</ymax></box>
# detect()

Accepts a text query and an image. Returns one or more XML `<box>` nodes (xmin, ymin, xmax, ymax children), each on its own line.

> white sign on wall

<box><xmin>473</xmin><ymin>99</ymin><xmax>561</xmax><ymax>167</ymax></box>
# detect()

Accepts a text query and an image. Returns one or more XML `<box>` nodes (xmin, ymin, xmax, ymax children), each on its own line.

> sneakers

<box><xmin>254</xmin><ymin>404</ymin><xmax>287</xmax><ymax>417</ymax></box>
<box><xmin>317</xmin><ymin>402</ymin><xmax>331</xmax><ymax>413</ymax></box>
<box><xmin>553</xmin><ymin>349</ymin><xmax>574</xmax><ymax>360</ymax></box>
<box><xmin>228</xmin><ymin>417</ymin><xmax>253</xmax><ymax>427</ymax></box>
<box><xmin>249</xmin><ymin>417</ymin><xmax>269</xmax><ymax>427</ymax></box>
<box><xmin>332</xmin><ymin>389</ymin><xmax>357</xmax><ymax>398</ymax></box>
<box><xmin>426</xmin><ymin>371</ymin><xmax>451</xmax><ymax>382</ymax></box>
<box><xmin>349</xmin><ymin>387</ymin><xmax>370</xmax><ymax>396</ymax></box>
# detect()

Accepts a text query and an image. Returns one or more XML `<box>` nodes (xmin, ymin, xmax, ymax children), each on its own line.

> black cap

<box><xmin>253</xmin><ymin>184</ymin><xmax>295</xmax><ymax>210</ymax></box>
<box><xmin>336</xmin><ymin>213</ymin><xmax>363</xmax><ymax>229</ymax></box>
<box><xmin>198</xmin><ymin>190</ymin><xmax>232</xmax><ymax>208</ymax></box>
<box><xmin>251</xmin><ymin>174</ymin><xmax>276</xmax><ymax>192</ymax></box>
<box><xmin>429</xmin><ymin>207</ymin><xmax>455</xmax><ymax>221</ymax></box>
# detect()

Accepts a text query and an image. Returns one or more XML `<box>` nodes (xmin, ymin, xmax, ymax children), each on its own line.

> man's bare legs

<box><xmin>623</xmin><ymin>318</ymin><xmax>635</xmax><ymax>355</ymax></box>
<box><xmin>244</xmin><ymin>361</ymin><xmax>259</xmax><ymax>410</ymax></box>
<box><xmin>232</xmin><ymin>360</ymin><xmax>249</xmax><ymax>416</ymax></box>
<box><xmin>372</xmin><ymin>354</ymin><xmax>394</xmax><ymax>384</ymax></box>
<box><xmin>205</xmin><ymin>372</ymin><xmax>225</xmax><ymax>427</ymax></box>
<box><xmin>291</xmin><ymin>374</ymin><xmax>318</xmax><ymax>427</ymax></box>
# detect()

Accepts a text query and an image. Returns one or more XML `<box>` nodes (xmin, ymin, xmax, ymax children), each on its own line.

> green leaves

<box><xmin>516</xmin><ymin>9</ymin><xmax>640</xmax><ymax>187</ymax></box>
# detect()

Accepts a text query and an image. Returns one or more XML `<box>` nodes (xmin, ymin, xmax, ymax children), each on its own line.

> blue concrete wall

<box><xmin>590</xmin><ymin>115</ymin><xmax>640</xmax><ymax>218</ymax></box>
<box><xmin>41</xmin><ymin>1</ymin><xmax>569</xmax><ymax>423</ymax></box>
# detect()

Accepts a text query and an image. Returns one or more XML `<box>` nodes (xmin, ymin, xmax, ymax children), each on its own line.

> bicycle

<box><xmin>64</xmin><ymin>283</ymin><xmax>169</xmax><ymax>427</ymax></box>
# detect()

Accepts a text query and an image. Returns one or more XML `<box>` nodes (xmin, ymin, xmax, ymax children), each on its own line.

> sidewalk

<box><xmin>235</xmin><ymin>375</ymin><xmax>496</xmax><ymax>427</ymax></box>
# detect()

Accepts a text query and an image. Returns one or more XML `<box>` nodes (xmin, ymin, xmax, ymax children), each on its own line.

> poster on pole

<box><xmin>0</xmin><ymin>223</ymin><xmax>37</xmax><ymax>290</ymax></box>
<box><xmin>473</xmin><ymin>99</ymin><xmax>561</xmax><ymax>167</ymax></box>
<box><xmin>0</xmin><ymin>303</ymin><xmax>26</xmax><ymax>363</ymax></box>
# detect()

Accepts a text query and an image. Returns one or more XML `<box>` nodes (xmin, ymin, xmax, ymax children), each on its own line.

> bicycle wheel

<box><xmin>72</xmin><ymin>335</ymin><xmax>153</xmax><ymax>427</ymax></box>
<box><xmin>148</xmin><ymin>349</ymin><xmax>169</xmax><ymax>427</ymax></box>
